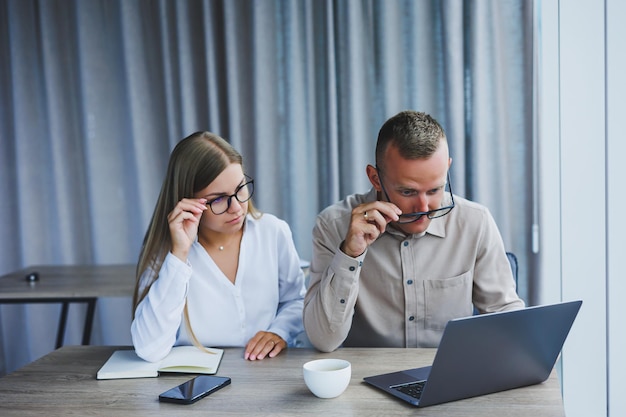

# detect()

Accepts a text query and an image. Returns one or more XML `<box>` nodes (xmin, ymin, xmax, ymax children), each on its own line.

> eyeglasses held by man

<box><xmin>376</xmin><ymin>168</ymin><xmax>455</xmax><ymax>224</ymax></box>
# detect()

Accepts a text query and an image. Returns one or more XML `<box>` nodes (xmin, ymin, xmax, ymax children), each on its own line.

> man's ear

<box><xmin>366</xmin><ymin>164</ymin><xmax>382</xmax><ymax>191</ymax></box>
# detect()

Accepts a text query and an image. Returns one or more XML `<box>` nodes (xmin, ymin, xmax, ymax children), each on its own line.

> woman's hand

<box><xmin>244</xmin><ymin>331</ymin><xmax>286</xmax><ymax>361</ymax></box>
<box><xmin>168</xmin><ymin>198</ymin><xmax>207</xmax><ymax>262</ymax></box>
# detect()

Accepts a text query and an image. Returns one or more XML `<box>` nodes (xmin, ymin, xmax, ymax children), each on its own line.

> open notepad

<box><xmin>97</xmin><ymin>346</ymin><xmax>224</xmax><ymax>380</ymax></box>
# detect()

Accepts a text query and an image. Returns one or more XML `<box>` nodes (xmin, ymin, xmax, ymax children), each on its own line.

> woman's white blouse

<box><xmin>131</xmin><ymin>214</ymin><xmax>306</xmax><ymax>362</ymax></box>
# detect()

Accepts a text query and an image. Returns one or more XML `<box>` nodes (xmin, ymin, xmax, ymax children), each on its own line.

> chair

<box><xmin>506</xmin><ymin>251</ymin><xmax>519</xmax><ymax>289</ymax></box>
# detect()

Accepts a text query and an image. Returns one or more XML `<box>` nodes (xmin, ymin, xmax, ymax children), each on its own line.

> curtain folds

<box><xmin>0</xmin><ymin>0</ymin><xmax>533</xmax><ymax>375</ymax></box>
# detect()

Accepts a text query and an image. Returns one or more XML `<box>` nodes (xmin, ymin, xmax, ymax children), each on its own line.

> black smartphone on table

<box><xmin>158</xmin><ymin>375</ymin><xmax>231</xmax><ymax>404</ymax></box>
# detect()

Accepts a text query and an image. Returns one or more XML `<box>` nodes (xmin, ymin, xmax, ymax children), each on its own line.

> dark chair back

<box><xmin>506</xmin><ymin>251</ymin><xmax>519</xmax><ymax>288</ymax></box>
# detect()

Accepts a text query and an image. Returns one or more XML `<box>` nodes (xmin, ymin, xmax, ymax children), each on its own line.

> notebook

<box><xmin>97</xmin><ymin>346</ymin><xmax>224</xmax><ymax>380</ymax></box>
<box><xmin>363</xmin><ymin>300</ymin><xmax>582</xmax><ymax>407</ymax></box>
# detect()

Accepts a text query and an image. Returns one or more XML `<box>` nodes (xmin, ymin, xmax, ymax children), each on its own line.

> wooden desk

<box><xmin>0</xmin><ymin>346</ymin><xmax>565</xmax><ymax>416</ymax></box>
<box><xmin>0</xmin><ymin>265</ymin><xmax>135</xmax><ymax>348</ymax></box>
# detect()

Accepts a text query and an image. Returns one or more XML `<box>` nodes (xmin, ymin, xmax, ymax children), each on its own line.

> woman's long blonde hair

<box><xmin>132</xmin><ymin>131</ymin><xmax>259</xmax><ymax>347</ymax></box>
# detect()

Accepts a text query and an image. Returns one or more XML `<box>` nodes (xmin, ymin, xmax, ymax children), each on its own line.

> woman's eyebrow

<box><xmin>203</xmin><ymin>191</ymin><xmax>225</xmax><ymax>199</ymax></box>
<box><xmin>202</xmin><ymin>177</ymin><xmax>246</xmax><ymax>199</ymax></box>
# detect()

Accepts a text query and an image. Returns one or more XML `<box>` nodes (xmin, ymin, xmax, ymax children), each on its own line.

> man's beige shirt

<box><xmin>303</xmin><ymin>188</ymin><xmax>525</xmax><ymax>352</ymax></box>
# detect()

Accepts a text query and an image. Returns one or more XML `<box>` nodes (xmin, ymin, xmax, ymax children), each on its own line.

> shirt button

<box><xmin>349</xmin><ymin>266</ymin><xmax>355</xmax><ymax>271</ymax></box>
<box><xmin>359</xmin><ymin>261</ymin><xmax>363</xmax><ymax>267</ymax></box>
<box><xmin>408</xmin><ymin>316</ymin><xmax>415</xmax><ymax>321</ymax></box>
<box><xmin>403</xmin><ymin>241</ymin><xmax>409</xmax><ymax>247</ymax></box>
<box><xmin>407</xmin><ymin>279</ymin><xmax>413</xmax><ymax>285</ymax></box>
<box><xmin>340</xmin><ymin>299</ymin><xmax>346</xmax><ymax>304</ymax></box>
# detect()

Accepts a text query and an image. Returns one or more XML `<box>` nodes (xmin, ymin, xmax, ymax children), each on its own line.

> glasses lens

<box><xmin>428</xmin><ymin>191</ymin><xmax>454</xmax><ymax>219</ymax></box>
<box><xmin>427</xmin><ymin>206</ymin><xmax>453</xmax><ymax>219</ymax></box>
<box><xmin>396</xmin><ymin>214</ymin><xmax>424</xmax><ymax>224</ymax></box>
<box><xmin>209</xmin><ymin>196</ymin><xmax>229</xmax><ymax>215</ymax></box>
<box><xmin>237</xmin><ymin>181</ymin><xmax>253</xmax><ymax>203</ymax></box>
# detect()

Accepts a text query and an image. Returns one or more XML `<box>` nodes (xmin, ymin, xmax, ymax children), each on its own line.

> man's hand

<box><xmin>340</xmin><ymin>201</ymin><xmax>401</xmax><ymax>258</ymax></box>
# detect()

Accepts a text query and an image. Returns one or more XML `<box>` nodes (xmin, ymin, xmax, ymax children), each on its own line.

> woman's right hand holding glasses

<box><xmin>168</xmin><ymin>198</ymin><xmax>207</xmax><ymax>262</ymax></box>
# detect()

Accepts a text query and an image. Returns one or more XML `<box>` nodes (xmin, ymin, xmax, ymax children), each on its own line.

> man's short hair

<box><xmin>375</xmin><ymin>110</ymin><xmax>446</xmax><ymax>170</ymax></box>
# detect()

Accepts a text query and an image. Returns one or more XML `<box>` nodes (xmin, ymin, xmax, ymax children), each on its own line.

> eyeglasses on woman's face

<box><xmin>205</xmin><ymin>174</ymin><xmax>254</xmax><ymax>215</ymax></box>
<box><xmin>376</xmin><ymin>167</ymin><xmax>455</xmax><ymax>224</ymax></box>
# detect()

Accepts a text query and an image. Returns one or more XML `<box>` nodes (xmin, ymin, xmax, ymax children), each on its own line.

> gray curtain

<box><xmin>0</xmin><ymin>0</ymin><xmax>533</xmax><ymax>375</ymax></box>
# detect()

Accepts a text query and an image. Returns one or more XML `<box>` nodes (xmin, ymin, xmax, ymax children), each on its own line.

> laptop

<box><xmin>363</xmin><ymin>300</ymin><xmax>582</xmax><ymax>407</ymax></box>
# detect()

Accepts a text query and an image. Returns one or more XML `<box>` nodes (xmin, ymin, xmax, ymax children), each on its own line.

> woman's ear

<box><xmin>366</xmin><ymin>164</ymin><xmax>382</xmax><ymax>191</ymax></box>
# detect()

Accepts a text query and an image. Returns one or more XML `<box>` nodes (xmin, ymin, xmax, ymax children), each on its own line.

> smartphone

<box><xmin>158</xmin><ymin>375</ymin><xmax>231</xmax><ymax>404</ymax></box>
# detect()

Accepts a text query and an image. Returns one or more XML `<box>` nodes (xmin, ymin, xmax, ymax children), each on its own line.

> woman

<box><xmin>131</xmin><ymin>131</ymin><xmax>305</xmax><ymax>362</ymax></box>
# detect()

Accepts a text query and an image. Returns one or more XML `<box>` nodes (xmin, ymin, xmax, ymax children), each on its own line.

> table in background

<box><xmin>0</xmin><ymin>264</ymin><xmax>135</xmax><ymax>347</ymax></box>
<box><xmin>0</xmin><ymin>346</ymin><xmax>565</xmax><ymax>417</ymax></box>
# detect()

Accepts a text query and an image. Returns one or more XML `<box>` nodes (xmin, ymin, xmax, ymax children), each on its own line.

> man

<box><xmin>303</xmin><ymin>110</ymin><xmax>524</xmax><ymax>352</ymax></box>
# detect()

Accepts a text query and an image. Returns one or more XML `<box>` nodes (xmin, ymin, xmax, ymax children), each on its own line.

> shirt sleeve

<box><xmin>303</xmin><ymin>215</ymin><xmax>366</xmax><ymax>352</ymax></box>
<box><xmin>130</xmin><ymin>253</ymin><xmax>191</xmax><ymax>362</ymax></box>
<box><xmin>472</xmin><ymin>209</ymin><xmax>526</xmax><ymax>313</ymax></box>
<box><xmin>265</xmin><ymin>220</ymin><xmax>307</xmax><ymax>345</ymax></box>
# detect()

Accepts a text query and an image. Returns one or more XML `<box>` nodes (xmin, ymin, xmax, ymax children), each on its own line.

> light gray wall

<box><xmin>537</xmin><ymin>0</ymin><xmax>626</xmax><ymax>416</ymax></box>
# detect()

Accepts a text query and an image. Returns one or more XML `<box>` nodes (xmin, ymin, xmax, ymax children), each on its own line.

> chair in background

<box><xmin>506</xmin><ymin>251</ymin><xmax>519</xmax><ymax>290</ymax></box>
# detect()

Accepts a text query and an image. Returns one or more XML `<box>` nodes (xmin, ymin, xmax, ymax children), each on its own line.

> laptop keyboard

<box><xmin>391</xmin><ymin>380</ymin><xmax>426</xmax><ymax>400</ymax></box>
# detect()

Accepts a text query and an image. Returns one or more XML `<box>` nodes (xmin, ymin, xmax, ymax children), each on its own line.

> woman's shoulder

<box><xmin>247</xmin><ymin>212</ymin><xmax>291</xmax><ymax>232</ymax></box>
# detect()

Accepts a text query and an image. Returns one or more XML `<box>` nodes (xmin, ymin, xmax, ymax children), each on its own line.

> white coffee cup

<box><xmin>303</xmin><ymin>358</ymin><xmax>351</xmax><ymax>399</ymax></box>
